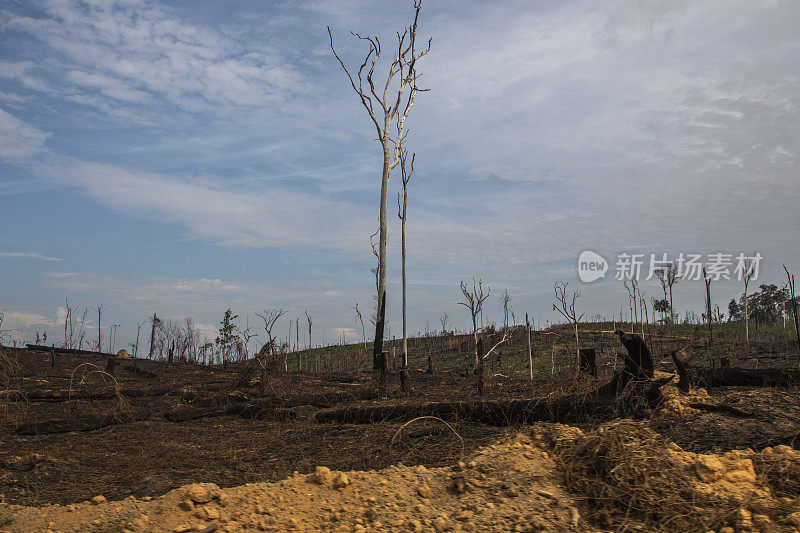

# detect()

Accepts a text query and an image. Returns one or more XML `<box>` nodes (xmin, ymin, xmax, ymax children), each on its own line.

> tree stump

<box><xmin>400</xmin><ymin>366</ymin><xmax>410</xmax><ymax>395</ymax></box>
<box><xmin>378</xmin><ymin>351</ymin><xmax>388</xmax><ymax>395</ymax></box>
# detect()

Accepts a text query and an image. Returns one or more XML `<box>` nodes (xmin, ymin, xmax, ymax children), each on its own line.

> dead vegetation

<box><xmin>0</xmin><ymin>348</ymin><xmax>25</xmax><ymax>428</ymax></box>
<box><xmin>549</xmin><ymin>419</ymin><xmax>800</xmax><ymax>532</ymax></box>
<box><xmin>2</xmin><ymin>325</ymin><xmax>800</xmax><ymax>532</ymax></box>
<box><xmin>558</xmin><ymin>420</ymin><xmax>727</xmax><ymax>530</ymax></box>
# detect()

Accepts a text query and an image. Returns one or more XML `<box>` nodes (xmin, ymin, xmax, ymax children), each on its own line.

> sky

<box><xmin>0</xmin><ymin>0</ymin><xmax>798</xmax><ymax>351</ymax></box>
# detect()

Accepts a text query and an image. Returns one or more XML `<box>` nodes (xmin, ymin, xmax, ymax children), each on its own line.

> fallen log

<box><xmin>163</xmin><ymin>401</ymin><xmax>296</xmax><ymax>422</ymax></box>
<box><xmin>15</xmin><ymin>412</ymin><xmax>149</xmax><ymax>435</ymax></box>
<box><xmin>25</xmin><ymin>344</ymin><xmax>118</xmax><ymax>358</ymax></box>
<box><xmin>672</xmin><ymin>353</ymin><xmax>800</xmax><ymax>391</ymax></box>
<box><xmin>277</xmin><ymin>388</ymin><xmax>380</xmax><ymax>408</ymax></box>
<box><xmin>315</xmin><ymin>382</ymin><xmax>669</xmax><ymax>425</ymax></box>
<box><xmin>165</xmin><ymin>388</ymin><xmax>379</xmax><ymax>422</ymax></box>
<box><xmin>123</xmin><ymin>364</ymin><xmax>157</xmax><ymax>379</ymax></box>
<box><xmin>2</xmin><ymin>386</ymin><xmax>173</xmax><ymax>403</ymax></box>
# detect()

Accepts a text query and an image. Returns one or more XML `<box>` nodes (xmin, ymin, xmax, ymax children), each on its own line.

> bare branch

<box><xmin>328</xmin><ymin>26</ymin><xmax>382</xmax><ymax>137</ymax></box>
<box><xmin>482</xmin><ymin>327</ymin><xmax>516</xmax><ymax>360</ymax></box>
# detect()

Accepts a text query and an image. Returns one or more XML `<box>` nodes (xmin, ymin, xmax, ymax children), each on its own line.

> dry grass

<box><xmin>556</xmin><ymin>420</ymin><xmax>734</xmax><ymax>532</ymax></box>
<box><xmin>753</xmin><ymin>447</ymin><xmax>800</xmax><ymax>498</ymax></box>
<box><xmin>0</xmin><ymin>347</ymin><xmax>26</xmax><ymax>427</ymax></box>
<box><xmin>68</xmin><ymin>362</ymin><xmax>132</xmax><ymax>420</ymax></box>
<box><xmin>389</xmin><ymin>416</ymin><xmax>465</xmax><ymax>460</ymax></box>
<box><xmin>0</xmin><ymin>347</ymin><xmax>19</xmax><ymax>387</ymax></box>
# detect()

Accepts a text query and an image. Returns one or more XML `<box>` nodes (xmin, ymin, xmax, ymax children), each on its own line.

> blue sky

<box><xmin>0</xmin><ymin>0</ymin><xmax>798</xmax><ymax>350</ymax></box>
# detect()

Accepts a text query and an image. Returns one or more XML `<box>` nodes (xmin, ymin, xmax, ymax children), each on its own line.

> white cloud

<box><xmin>2</xmin><ymin>310</ymin><xmax>57</xmax><ymax>329</ymax></box>
<box><xmin>0</xmin><ymin>107</ymin><xmax>371</xmax><ymax>252</ymax></box>
<box><xmin>0</xmin><ymin>0</ymin><xmax>306</xmax><ymax>119</ymax></box>
<box><xmin>194</xmin><ymin>322</ymin><xmax>219</xmax><ymax>343</ymax></box>
<box><xmin>0</xmin><ymin>0</ymin><xmax>799</xmax><ymax>343</ymax></box>
<box><xmin>332</xmin><ymin>327</ymin><xmax>357</xmax><ymax>342</ymax></box>
<box><xmin>44</xmin><ymin>272</ymin><xmax>247</xmax><ymax>304</ymax></box>
<box><xmin>32</xmin><ymin>155</ymin><xmax>371</xmax><ymax>250</ymax></box>
<box><xmin>0</xmin><ymin>108</ymin><xmax>49</xmax><ymax>159</ymax></box>
<box><xmin>0</xmin><ymin>251</ymin><xmax>61</xmax><ymax>261</ymax></box>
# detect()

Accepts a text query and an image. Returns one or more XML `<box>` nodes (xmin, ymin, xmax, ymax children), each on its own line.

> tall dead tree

<box><xmin>148</xmin><ymin>313</ymin><xmax>158</xmax><ymax>359</ymax></box>
<box><xmin>654</xmin><ymin>268</ymin><xmax>669</xmax><ymax>324</ymax></box>
<box><xmin>134</xmin><ymin>321</ymin><xmax>143</xmax><ymax>358</ymax></box>
<box><xmin>784</xmin><ymin>265</ymin><xmax>800</xmax><ymax>353</ymax></box>
<box><xmin>328</xmin><ymin>0</ymin><xmax>430</xmax><ymax>369</ymax></box>
<box><xmin>305</xmin><ymin>310</ymin><xmax>312</xmax><ymax>371</ymax></box>
<box><xmin>741</xmin><ymin>256</ymin><xmax>756</xmax><ymax>349</ymax></box>
<box><xmin>254</xmin><ymin>308</ymin><xmax>289</xmax><ymax>394</ymax></box>
<box><xmin>623</xmin><ymin>279</ymin><xmax>639</xmax><ymax>331</ymax></box>
<box><xmin>526</xmin><ymin>312</ymin><xmax>533</xmax><ymax>380</ymax></box>
<box><xmin>501</xmin><ymin>290</ymin><xmax>511</xmax><ymax>330</ymax></box>
<box><xmin>397</xmin><ymin>150</ymin><xmax>414</xmax><ymax>392</ymax></box>
<box><xmin>703</xmin><ymin>267</ymin><xmax>713</xmax><ymax>345</ymax></box>
<box><xmin>459</xmin><ymin>278</ymin><xmax>490</xmax><ymax>373</ymax></box>
<box><xmin>349</xmin><ymin>303</ymin><xmax>366</xmax><ymax>351</ymax></box>
<box><xmin>236</xmin><ymin>316</ymin><xmax>258</xmax><ymax>362</ymax></box>
<box><xmin>63</xmin><ymin>298</ymin><xmax>72</xmax><ymax>349</ymax></box>
<box><xmin>553</xmin><ymin>281</ymin><xmax>584</xmax><ymax>376</ymax></box>
<box><xmin>665</xmin><ymin>263</ymin><xmax>680</xmax><ymax>323</ymax></box>
<box><xmin>397</xmin><ymin>150</ymin><xmax>414</xmax><ymax>370</ymax></box>
<box><xmin>94</xmin><ymin>305</ymin><xmax>103</xmax><ymax>353</ymax></box>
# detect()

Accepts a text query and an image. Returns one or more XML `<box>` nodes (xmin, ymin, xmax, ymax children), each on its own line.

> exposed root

<box><xmin>389</xmin><ymin>416</ymin><xmax>465</xmax><ymax>459</ymax></box>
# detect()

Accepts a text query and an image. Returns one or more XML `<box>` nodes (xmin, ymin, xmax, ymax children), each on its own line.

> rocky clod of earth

<box><xmin>2</xmin><ymin>422</ymin><xmax>800</xmax><ymax>532</ymax></box>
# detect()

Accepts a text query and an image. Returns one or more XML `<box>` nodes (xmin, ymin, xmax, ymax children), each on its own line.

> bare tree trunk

<box><xmin>373</xmin><ymin>281</ymin><xmax>387</xmax><ymax>369</ymax></box>
<box><xmin>134</xmin><ymin>322</ymin><xmax>142</xmax><ymax>358</ymax></box>
<box><xmin>744</xmin><ymin>273</ymin><xmax>751</xmax><ymax>349</ymax></box>
<box><xmin>704</xmin><ymin>268</ymin><xmax>713</xmax><ymax>345</ymax></box>
<box><xmin>306</xmin><ymin>314</ymin><xmax>312</xmax><ymax>373</ymax></box>
<box><xmin>472</xmin><ymin>313</ymin><xmax>479</xmax><ymax>370</ymax></box>
<box><xmin>148</xmin><ymin>313</ymin><xmax>157</xmax><ymax>359</ymax></box>
<box><xmin>526</xmin><ymin>313</ymin><xmax>533</xmax><ymax>381</ymax></box>
<box><xmin>398</xmin><ymin>151</ymin><xmax>413</xmax><ymax>370</ymax></box>
<box><xmin>96</xmin><ymin>306</ymin><xmax>103</xmax><ymax>353</ymax></box>
<box><xmin>400</xmin><ymin>186</ymin><xmax>408</xmax><ymax>369</ymax></box>
<box><xmin>668</xmin><ymin>285</ymin><xmax>675</xmax><ymax>324</ymax></box>
<box><xmin>573</xmin><ymin>321</ymin><xmax>580</xmax><ymax>375</ymax></box>
<box><xmin>784</xmin><ymin>265</ymin><xmax>800</xmax><ymax>354</ymax></box>
<box><xmin>476</xmin><ymin>338</ymin><xmax>484</xmax><ymax>396</ymax></box>
<box><xmin>64</xmin><ymin>299</ymin><xmax>69</xmax><ymax>349</ymax></box>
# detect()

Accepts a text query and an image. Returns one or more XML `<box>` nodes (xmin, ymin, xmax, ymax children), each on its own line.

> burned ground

<box><xmin>1</xmin><ymin>326</ymin><xmax>800</xmax><ymax>531</ymax></box>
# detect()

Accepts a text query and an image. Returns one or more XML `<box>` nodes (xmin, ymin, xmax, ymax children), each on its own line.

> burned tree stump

<box><xmin>399</xmin><ymin>366</ymin><xmax>410</xmax><ymax>394</ymax></box>
<box><xmin>378</xmin><ymin>350</ymin><xmax>388</xmax><ymax>395</ymax></box>
<box><xmin>616</xmin><ymin>331</ymin><xmax>654</xmax><ymax>378</ymax></box>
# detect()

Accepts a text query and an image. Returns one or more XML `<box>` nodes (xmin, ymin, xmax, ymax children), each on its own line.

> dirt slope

<box><xmin>1</xmin><ymin>433</ymin><xmax>581</xmax><ymax>532</ymax></box>
<box><xmin>3</xmin><ymin>419</ymin><xmax>800</xmax><ymax>533</ymax></box>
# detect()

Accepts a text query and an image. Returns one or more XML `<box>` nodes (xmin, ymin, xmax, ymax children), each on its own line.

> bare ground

<box><xmin>2</xmin><ymin>344</ymin><xmax>800</xmax><ymax>532</ymax></box>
